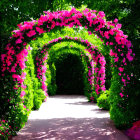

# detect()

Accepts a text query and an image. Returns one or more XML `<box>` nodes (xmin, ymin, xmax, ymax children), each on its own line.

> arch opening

<box><xmin>55</xmin><ymin>53</ymin><xmax>85</xmax><ymax>95</ymax></box>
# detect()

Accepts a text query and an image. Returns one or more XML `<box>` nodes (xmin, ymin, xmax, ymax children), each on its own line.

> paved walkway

<box><xmin>12</xmin><ymin>95</ymin><xmax>130</xmax><ymax>140</ymax></box>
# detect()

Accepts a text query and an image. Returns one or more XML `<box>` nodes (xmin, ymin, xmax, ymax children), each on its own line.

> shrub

<box><xmin>33</xmin><ymin>89</ymin><xmax>46</xmax><ymax>110</ymax></box>
<box><xmin>97</xmin><ymin>90</ymin><xmax>110</xmax><ymax>110</ymax></box>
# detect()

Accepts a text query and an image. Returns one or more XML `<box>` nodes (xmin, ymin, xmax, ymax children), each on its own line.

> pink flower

<box><xmin>10</xmin><ymin>66</ymin><xmax>16</xmax><ymax>72</ymax></box>
<box><xmin>120</xmin><ymin>93</ymin><xmax>124</xmax><ymax>98</ymax></box>
<box><xmin>1</xmin><ymin>54</ymin><xmax>6</xmax><ymax>61</ymax></box>
<box><xmin>110</xmin><ymin>42</ymin><xmax>113</xmax><ymax>45</ymax></box>
<box><xmin>116</xmin><ymin>24</ymin><xmax>122</xmax><ymax>29</ymax></box>
<box><xmin>12</xmin><ymin>74</ymin><xmax>21</xmax><ymax>81</ymax></box>
<box><xmin>2</xmin><ymin>120</ymin><xmax>5</xmax><ymax>123</ymax></box>
<box><xmin>19</xmin><ymin>62</ymin><xmax>26</xmax><ymax>70</ymax></box>
<box><xmin>42</xmin><ymin>75</ymin><xmax>46</xmax><ymax>81</ymax></box>
<box><xmin>126</xmin><ymin>52</ymin><xmax>133</xmax><ymax>61</ymax></box>
<box><xmin>13</xmin><ymin>86</ymin><xmax>18</xmax><ymax>89</ymax></box>
<box><xmin>109</xmin><ymin>29</ymin><xmax>114</xmax><ymax>35</ymax></box>
<box><xmin>12</xmin><ymin>30</ymin><xmax>22</xmax><ymax>37</ymax></box>
<box><xmin>21</xmin><ymin>72</ymin><xmax>26</xmax><ymax>79</ymax></box>
<box><xmin>23</xmin><ymin>42</ymin><xmax>27</xmax><ymax>46</ymax></box>
<box><xmin>21</xmin><ymin>84</ymin><xmax>27</xmax><ymax>89</ymax></box>
<box><xmin>104</xmin><ymin>31</ymin><xmax>110</xmax><ymax>39</ymax></box>
<box><xmin>23</xmin><ymin>105</ymin><xmax>26</xmax><ymax>108</ymax></box>
<box><xmin>114</xmin><ymin>18</ymin><xmax>118</xmax><ymax>23</ymax></box>
<box><xmin>98</xmin><ymin>11</ymin><xmax>105</xmax><ymax>18</ymax></box>
<box><xmin>127</xmin><ymin>76</ymin><xmax>130</xmax><ymax>80</ymax></box>
<box><xmin>118</xmin><ymin>67</ymin><xmax>124</xmax><ymax>72</ymax></box>
<box><xmin>126</xmin><ymin>41</ymin><xmax>132</xmax><ymax>48</ymax></box>
<box><xmin>36</xmin><ymin>27</ymin><xmax>46</xmax><ymax>34</ymax></box>
<box><xmin>28</xmin><ymin>46</ymin><xmax>32</xmax><ymax>50</ymax></box>
<box><xmin>110</xmin><ymin>49</ymin><xmax>116</xmax><ymax>56</ymax></box>
<box><xmin>122</xmin><ymin>77</ymin><xmax>126</xmax><ymax>83</ymax></box>
<box><xmin>20</xmin><ymin>91</ymin><xmax>26</xmax><ymax>97</ymax></box>
<box><xmin>114</xmin><ymin>57</ymin><xmax>119</xmax><ymax>62</ymax></box>
<box><xmin>118</xmin><ymin>73</ymin><xmax>121</xmax><ymax>76</ymax></box>
<box><xmin>26</xmin><ymin>30</ymin><xmax>36</xmax><ymax>37</ymax></box>
<box><xmin>101</xmin><ymin>86</ymin><xmax>106</xmax><ymax>91</ymax></box>
<box><xmin>23</xmin><ymin>49</ymin><xmax>28</xmax><ymax>57</ymax></box>
<box><xmin>42</xmin><ymin>82</ymin><xmax>47</xmax><ymax>91</ymax></box>
<box><xmin>122</xmin><ymin>58</ymin><xmax>126</xmax><ymax>63</ymax></box>
<box><xmin>16</xmin><ymin>38</ymin><xmax>22</xmax><ymax>44</ymax></box>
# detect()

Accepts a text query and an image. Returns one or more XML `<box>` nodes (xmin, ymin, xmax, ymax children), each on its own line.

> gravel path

<box><xmin>12</xmin><ymin>95</ymin><xmax>130</xmax><ymax>140</ymax></box>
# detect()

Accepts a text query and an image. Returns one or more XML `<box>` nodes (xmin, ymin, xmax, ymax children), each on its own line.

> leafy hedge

<box><xmin>97</xmin><ymin>90</ymin><xmax>110</xmax><ymax>110</ymax></box>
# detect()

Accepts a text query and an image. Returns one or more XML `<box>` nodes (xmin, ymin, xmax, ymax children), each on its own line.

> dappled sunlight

<box><xmin>28</xmin><ymin>95</ymin><xmax>110</xmax><ymax>119</ymax></box>
<box><xmin>12</xmin><ymin>96</ymin><xmax>129</xmax><ymax>140</ymax></box>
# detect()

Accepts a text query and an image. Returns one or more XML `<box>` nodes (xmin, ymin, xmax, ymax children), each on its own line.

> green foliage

<box><xmin>46</xmin><ymin>63</ymin><xmax>57</xmax><ymax>96</ymax></box>
<box><xmin>97</xmin><ymin>90</ymin><xmax>110</xmax><ymax>110</ymax></box>
<box><xmin>90</xmin><ymin>91</ymin><xmax>99</xmax><ymax>103</ymax></box>
<box><xmin>47</xmin><ymin>45</ymin><xmax>90</xmax><ymax>96</ymax></box>
<box><xmin>33</xmin><ymin>89</ymin><xmax>46</xmax><ymax>110</ymax></box>
<box><xmin>109</xmin><ymin>61</ymin><xmax>136</xmax><ymax>129</ymax></box>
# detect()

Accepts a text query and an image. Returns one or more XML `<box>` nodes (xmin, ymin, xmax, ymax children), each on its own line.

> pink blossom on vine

<box><xmin>20</xmin><ymin>91</ymin><xmax>26</xmax><ymax>98</ymax></box>
<box><xmin>1</xmin><ymin>54</ymin><xmax>6</xmax><ymax>61</ymax></box>
<box><xmin>10</xmin><ymin>66</ymin><xmax>16</xmax><ymax>72</ymax></box>
<box><xmin>98</xmin><ymin>11</ymin><xmax>105</xmax><ymax>18</ymax></box>
<box><xmin>21</xmin><ymin>72</ymin><xmax>26</xmax><ymax>79</ymax></box>
<box><xmin>126</xmin><ymin>52</ymin><xmax>133</xmax><ymax>61</ymax></box>
<box><xmin>119</xmin><ymin>67</ymin><xmax>124</xmax><ymax>72</ymax></box>
<box><xmin>120</xmin><ymin>93</ymin><xmax>124</xmax><ymax>98</ymax></box>
<box><xmin>109</xmin><ymin>49</ymin><xmax>116</xmax><ymax>56</ymax></box>
<box><xmin>116</xmin><ymin>24</ymin><xmax>122</xmax><ymax>29</ymax></box>
<box><xmin>23</xmin><ymin>42</ymin><xmax>27</xmax><ymax>46</ymax></box>
<box><xmin>114</xmin><ymin>57</ymin><xmax>119</xmax><ymax>62</ymax></box>
<box><xmin>114</xmin><ymin>18</ymin><xmax>118</xmax><ymax>23</ymax></box>
<box><xmin>21</xmin><ymin>84</ymin><xmax>26</xmax><ymax>89</ymax></box>
<box><xmin>19</xmin><ymin>62</ymin><xmax>26</xmax><ymax>70</ymax></box>
<box><xmin>26</xmin><ymin>30</ymin><xmax>36</xmax><ymax>37</ymax></box>
<box><xmin>16</xmin><ymin>38</ymin><xmax>22</xmax><ymax>44</ymax></box>
<box><xmin>36</xmin><ymin>27</ymin><xmax>46</xmax><ymax>34</ymax></box>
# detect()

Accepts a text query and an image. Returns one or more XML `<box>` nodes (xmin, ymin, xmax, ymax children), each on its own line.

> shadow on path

<box><xmin>12</xmin><ymin>95</ymin><xmax>130</xmax><ymax>140</ymax></box>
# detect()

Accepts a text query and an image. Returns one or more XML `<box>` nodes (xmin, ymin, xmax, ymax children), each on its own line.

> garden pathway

<box><xmin>12</xmin><ymin>95</ymin><xmax>130</xmax><ymax>140</ymax></box>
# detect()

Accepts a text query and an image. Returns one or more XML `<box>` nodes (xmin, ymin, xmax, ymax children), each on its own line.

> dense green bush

<box><xmin>109</xmin><ymin>61</ymin><xmax>136</xmax><ymax>129</ymax></box>
<box><xmin>97</xmin><ymin>90</ymin><xmax>110</xmax><ymax>110</ymax></box>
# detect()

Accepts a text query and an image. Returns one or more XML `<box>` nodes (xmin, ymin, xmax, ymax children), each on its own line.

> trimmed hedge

<box><xmin>97</xmin><ymin>90</ymin><xmax>110</xmax><ymax>110</ymax></box>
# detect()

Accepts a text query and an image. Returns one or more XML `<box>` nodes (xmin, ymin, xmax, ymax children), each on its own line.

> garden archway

<box><xmin>36</xmin><ymin>36</ymin><xmax>106</xmax><ymax>99</ymax></box>
<box><xmin>1</xmin><ymin>8</ymin><xmax>135</xmax><ymax>136</ymax></box>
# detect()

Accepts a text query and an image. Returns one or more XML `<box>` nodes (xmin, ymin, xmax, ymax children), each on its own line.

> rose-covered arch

<box><xmin>0</xmin><ymin>8</ymin><xmax>135</xmax><ymax>136</ymax></box>
<box><xmin>35</xmin><ymin>36</ymin><xmax>106</xmax><ymax>99</ymax></box>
